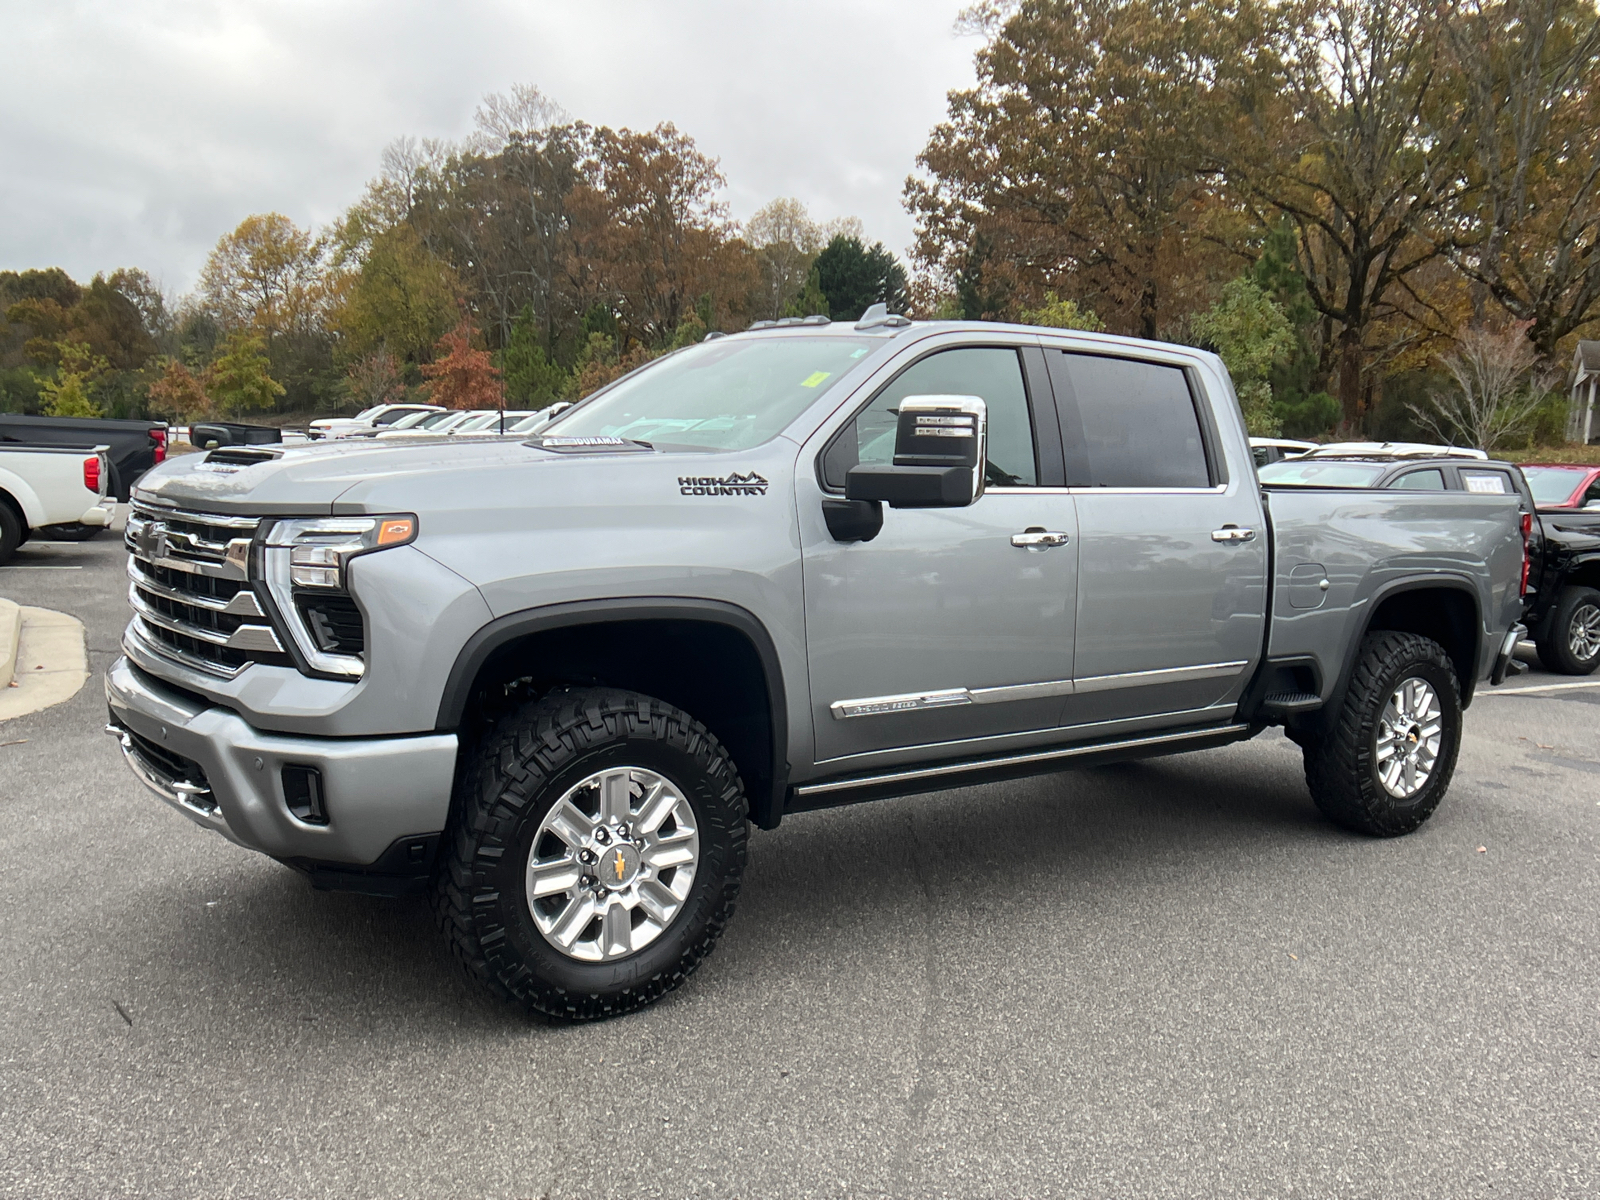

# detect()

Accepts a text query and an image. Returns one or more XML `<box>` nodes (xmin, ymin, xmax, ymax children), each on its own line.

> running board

<box><xmin>786</xmin><ymin>723</ymin><xmax>1256</xmax><ymax>812</ymax></box>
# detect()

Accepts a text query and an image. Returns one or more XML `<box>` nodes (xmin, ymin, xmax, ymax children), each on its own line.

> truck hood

<box><xmin>131</xmin><ymin>435</ymin><xmax>795</xmax><ymax>518</ymax></box>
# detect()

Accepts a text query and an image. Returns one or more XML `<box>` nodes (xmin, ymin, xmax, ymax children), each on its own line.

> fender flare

<box><xmin>435</xmin><ymin>597</ymin><xmax>790</xmax><ymax>829</ymax></box>
<box><xmin>1317</xmin><ymin>575</ymin><xmax>1484</xmax><ymax>731</ymax></box>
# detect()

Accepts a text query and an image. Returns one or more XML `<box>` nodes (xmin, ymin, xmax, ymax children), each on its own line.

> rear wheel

<box><xmin>433</xmin><ymin>686</ymin><xmax>747</xmax><ymax>1021</ymax></box>
<box><xmin>0</xmin><ymin>501</ymin><xmax>21</xmax><ymax>566</ymax></box>
<box><xmin>1303</xmin><ymin>631</ymin><xmax>1462</xmax><ymax>836</ymax></box>
<box><xmin>1535</xmin><ymin>586</ymin><xmax>1600</xmax><ymax>676</ymax></box>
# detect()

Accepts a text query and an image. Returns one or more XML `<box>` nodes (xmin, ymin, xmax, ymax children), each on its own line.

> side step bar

<box><xmin>787</xmin><ymin>723</ymin><xmax>1256</xmax><ymax>812</ymax></box>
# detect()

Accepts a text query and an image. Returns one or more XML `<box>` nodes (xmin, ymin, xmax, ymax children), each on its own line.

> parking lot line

<box><xmin>1481</xmin><ymin>679</ymin><xmax>1600</xmax><ymax>697</ymax></box>
<box><xmin>0</xmin><ymin>566</ymin><xmax>85</xmax><ymax>570</ymax></box>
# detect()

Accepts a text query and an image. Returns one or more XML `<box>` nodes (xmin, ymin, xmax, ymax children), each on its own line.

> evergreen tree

<box><xmin>813</xmin><ymin>236</ymin><xmax>909</xmax><ymax>321</ymax></box>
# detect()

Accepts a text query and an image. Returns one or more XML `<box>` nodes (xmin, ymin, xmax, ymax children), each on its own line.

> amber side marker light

<box><xmin>378</xmin><ymin>517</ymin><xmax>416</xmax><ymax>547</ymax></box>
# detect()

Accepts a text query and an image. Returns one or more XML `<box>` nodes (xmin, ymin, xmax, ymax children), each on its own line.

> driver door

<box><xmin>800</xmin><ymin>343</ymin><xmax>1081</xmax><ymax>764</ymax></box>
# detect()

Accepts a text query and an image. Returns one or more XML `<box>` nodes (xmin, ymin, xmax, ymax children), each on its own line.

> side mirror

<box><xmin>844</xmin><ymin>395</ymin><xmax>987</xmax><ymax>508</ymax></box>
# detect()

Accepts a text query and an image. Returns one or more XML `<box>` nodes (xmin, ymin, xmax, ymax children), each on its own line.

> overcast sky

<box><xmin>0</xmin><ymin>0</ymin><xmax>979</xmax><ymax>298</ymax></box>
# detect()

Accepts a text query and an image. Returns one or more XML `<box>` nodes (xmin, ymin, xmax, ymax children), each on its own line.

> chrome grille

<box><xmin>125</xmin><ymin>501</ymin><xmax>290</xmax><ymax>677</ymax></box>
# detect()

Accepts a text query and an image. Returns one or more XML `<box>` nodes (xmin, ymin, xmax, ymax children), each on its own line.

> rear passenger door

<box><xmin>1043</xmin><ymin>349</ymin><xmax>1267</xmax><ymax>729</ymax></box>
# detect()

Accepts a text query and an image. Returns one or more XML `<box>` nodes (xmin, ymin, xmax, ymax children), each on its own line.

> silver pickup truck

<box><xmin>105</xmin><ymin>314</ymin><xmax>1528</xmax><ymax>1020</ymax></box>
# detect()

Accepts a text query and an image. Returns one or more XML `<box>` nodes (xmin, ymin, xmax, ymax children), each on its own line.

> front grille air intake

<box><xmin>125</xmin><ymin>500</ymin><xmax>291</xmax><ymax>678</ymax></box>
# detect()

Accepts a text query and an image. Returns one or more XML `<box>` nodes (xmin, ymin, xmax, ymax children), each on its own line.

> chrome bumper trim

<box><xmin>104</xmin><ymin>723</ymin><xmax>222</xmax><ymax>823</ymax></box>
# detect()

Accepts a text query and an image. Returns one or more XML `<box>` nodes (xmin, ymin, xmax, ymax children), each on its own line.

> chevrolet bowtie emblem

<box><xmin>613</xmin><ymin>849</ymin><xmax>626</xmax><ymax>881</ymax></box>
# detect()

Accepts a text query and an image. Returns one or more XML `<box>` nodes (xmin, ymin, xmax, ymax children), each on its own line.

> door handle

<box><xmin>1011</xmin><ymin>528</ymin><xmax>1069</xmax><ymax>549</ymax></box>
<box><xmin>1211</xmin><ymin>527</ymin><xmax>1256</xmax><ymax>543</ymax></box>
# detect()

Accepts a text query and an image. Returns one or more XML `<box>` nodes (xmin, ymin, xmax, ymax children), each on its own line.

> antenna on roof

<box><xmin>855</xmin><ymin>303</ymin><xmax>911</xmax><ymax>331</ymax></box>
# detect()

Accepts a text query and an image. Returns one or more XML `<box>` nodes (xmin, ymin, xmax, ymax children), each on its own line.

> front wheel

<box><xmin>1302</xmin><ymin>631</ymin><xmax>1462</xmax><ymax>837</ymax></box>
<box><xmin>1535</xmin><ymin>586</ymin><xmax>1600</xmax><ymax>676</ymax></box>
<box><xmin>433</xmin><ymin>686</ymin><xmax>748</xmax><ymax>1021</ymax></box>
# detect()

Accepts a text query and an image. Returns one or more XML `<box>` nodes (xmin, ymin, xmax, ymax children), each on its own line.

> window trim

<box><xmin>815</xmin><ymin>343</ymin><xmax>1055</xmax><ymax>494</ymax></box>
<box><xmin>1042</xmin><ymin>349</ymin><xmax>1224</xmax><ymax>491</ymax></box>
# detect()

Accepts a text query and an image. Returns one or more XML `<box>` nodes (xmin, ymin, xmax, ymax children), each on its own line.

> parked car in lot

<box><xmin>1261</xmin><ymin>451</ymin><xmax>1600</xmax><ymax>675</ymax></box>
<box><xmin>1249</xmin><ymin>436</ymin><xmax>1318</xmax><ymax>466</ymax></box>
<box><xmin>448</xmin><ymin>410</ymin><xmax>540</xmax><ymax>434</ymax></box>
<box><xmin>1520</xmin><ymin>462</ymin><xmax>1600</xmax><ymax>529</ymax></box>
<box><xmin>1299</xmin><ymin>441</ymin><xmax>1489</xmax><ymax>461</ymax></box>
<box><xmin>187</xmin><ymin>421</ymin><xmax>281</xmax><ymax>449</ymax></box>
<box><xmin>107</xmin><ymin>314</ymin><xmax>1527</xmax><ymax>1021</ymax></box>
<box><xmin>373</xmin><ymin>410</ymin><xmax>486</xmax><ymax>439</ymax></box>
<box><xmin>0</xmin><ymin>413</ymin><xmax>167</xmax><ymax>501</ymax></box>
<box><xmin>307</xmin><ymin>403</ymin><xmax>442</xmax><ymax>440</ymax></box>
<box><xmin>0</xmin><ymin>443</ymin><xmax>115</xmax><ymax>563</ymax></box>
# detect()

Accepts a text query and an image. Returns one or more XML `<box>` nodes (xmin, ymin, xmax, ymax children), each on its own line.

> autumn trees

<box><xmin>909</xmin><ymin>0</ymin><xmax>1600</xmax><ymax>442</ymax></box>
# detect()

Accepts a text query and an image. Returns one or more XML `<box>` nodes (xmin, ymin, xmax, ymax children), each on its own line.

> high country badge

<box><xmin>679</xmin><ymin>472</ymin><xmax>769</xmax><ymax>497</ymax></box>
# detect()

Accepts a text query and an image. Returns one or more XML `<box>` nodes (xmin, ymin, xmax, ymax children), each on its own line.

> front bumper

<box><xmin>105</xmin><ymin>655</ymin><xmax>457</xmax><ymax>867</ymax></box>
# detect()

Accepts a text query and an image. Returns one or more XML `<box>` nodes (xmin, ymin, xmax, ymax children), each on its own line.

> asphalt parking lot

<box><xmin>1</xmin><ymin>524</ymin><xmax>1597</xmax><ymax>1200</ymax></box>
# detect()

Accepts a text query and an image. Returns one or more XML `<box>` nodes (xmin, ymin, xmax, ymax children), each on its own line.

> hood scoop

<box><xmin>201</xmin><ymin>446</ymin><xmax>284</xmax><ymax>472</ymax></box>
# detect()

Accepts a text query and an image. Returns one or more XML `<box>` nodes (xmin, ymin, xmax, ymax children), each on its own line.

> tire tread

<box><xmin>431</xmin><ymin>686</ymin><xmax>747</xmax><ymax>1021</ymax></box>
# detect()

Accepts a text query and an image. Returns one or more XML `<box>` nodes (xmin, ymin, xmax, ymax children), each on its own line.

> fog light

<box><xmin>282</xmin><ymin>765</ymin><xmax>327</xmax><ymax>825</ymax></box>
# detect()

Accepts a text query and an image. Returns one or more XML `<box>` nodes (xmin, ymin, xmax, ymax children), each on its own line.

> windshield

<box><xmin>414</xmin><ymin>411</ymin><xmax>456</xmax><ymax>429</ymax></box>
<box><xmin>388</xmin><ymin>410</ymin><xmax>435</xmax><ymax>430</ymax></box>
<box><xmin>547</xmin><ymin>335</ymin><xmax>879</xmax><ymax>451</ymax></box>
<box><xmin>1521</xmin><ymin>465</ymin><xmax>1587</xmax><ymax>505</ymax></box>
<box><xmin>1258</xmin><ymin>459</ymin><xmax>1389</xmax><ymax>487</ymax></box>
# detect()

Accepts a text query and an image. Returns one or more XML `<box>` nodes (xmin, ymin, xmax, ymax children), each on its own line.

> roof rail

<box><xmin>855</xmin><ymin>303</ymin><xmax>911</xmax><ymax>331</ymax></box>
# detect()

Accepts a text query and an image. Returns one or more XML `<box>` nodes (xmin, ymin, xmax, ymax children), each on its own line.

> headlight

<box><xmin>267</xmin><ymin>515</ymin><xmax>417</xmax><ymax>590</ymax></box>
<box><xmin>262</xmin><ymin>514</ymin><xmax>416</xmax><ymax>679</ymax></box>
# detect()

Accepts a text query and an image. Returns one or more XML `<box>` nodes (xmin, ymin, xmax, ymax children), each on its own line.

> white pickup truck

<box><xmin>0</xmin><ymin>444</ymin><xmax>116</xmax><ymax>564</ymax></box>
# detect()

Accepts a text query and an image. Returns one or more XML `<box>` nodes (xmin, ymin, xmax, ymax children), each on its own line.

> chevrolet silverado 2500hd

<box><xmin>105</xmin><ymin>315</ymin><xmax>1528</xmax><ymax>1020</ymax></box>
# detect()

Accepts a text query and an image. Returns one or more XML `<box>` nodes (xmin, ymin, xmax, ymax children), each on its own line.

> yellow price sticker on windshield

<box><xmin>800</xmin><ymin>371</ymin><xmax>832</xmax><ymax>388</ymax></box>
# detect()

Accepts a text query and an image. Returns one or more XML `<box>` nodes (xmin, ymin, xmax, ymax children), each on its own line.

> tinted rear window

<box><xmin>1050</xmin><ymin>354</ymin><xmax>1210</xmax><ymax>488</ymax></box>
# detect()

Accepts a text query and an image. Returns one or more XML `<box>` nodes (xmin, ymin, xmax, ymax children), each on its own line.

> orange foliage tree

<box><xmin>420</xmin><ymin>318</ymin><xmax>502</xmax><ymax>410</ymax></box>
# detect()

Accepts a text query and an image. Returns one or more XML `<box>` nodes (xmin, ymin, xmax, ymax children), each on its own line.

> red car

<box><xmin>1520</xmin><ymin>463</ymin><xmax>1600</xmax><ymax>511</ymax></box>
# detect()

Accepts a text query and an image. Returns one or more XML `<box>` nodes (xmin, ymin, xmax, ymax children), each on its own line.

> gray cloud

<box><xmin>0</xmin><ymin>0</ymin><xmax>978</xmax><ymax>296</ymax></box>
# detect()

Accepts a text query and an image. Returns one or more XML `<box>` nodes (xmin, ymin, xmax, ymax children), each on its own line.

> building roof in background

<box><xmin>1573</xmin><ymin>340</ymin><xmax>1600</xmax><ymax>380</ymax></box>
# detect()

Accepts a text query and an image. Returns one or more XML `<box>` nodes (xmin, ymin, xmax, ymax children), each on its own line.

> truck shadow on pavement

<box><xmin>106</xmin><ymin>738</ymin><xmax>1339</xmax><ymax>1032</ymax></box>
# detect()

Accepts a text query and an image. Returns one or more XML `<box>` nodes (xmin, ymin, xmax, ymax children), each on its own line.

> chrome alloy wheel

<box><xmin>524</xmin><ymin>766</ymin><xmax>700</xmax><ymax>962</ymax></box>
<box><xmin>1375</xmin><ymin>678</ymin><xmax>1444</xmax><ymax>799</ymax></box>
<box><xmin>1568</xmin><ymin>602</ymin><xmax>1600</xmax><ymax>662</ymax></box>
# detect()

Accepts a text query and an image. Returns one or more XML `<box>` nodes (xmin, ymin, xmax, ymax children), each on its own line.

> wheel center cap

<box><xmin>597</xmin><ymin>842</ymin><xmax>641</xmax><ymax>890</ymax></box>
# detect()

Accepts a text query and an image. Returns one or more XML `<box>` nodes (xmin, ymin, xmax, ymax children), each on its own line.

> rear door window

<box><xmin>1047</xmin><ymin>353</ymin><xmax>1211</xmax><ymax>488</ymax></box>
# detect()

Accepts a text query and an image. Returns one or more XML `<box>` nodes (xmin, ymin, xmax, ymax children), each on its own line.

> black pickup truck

<box><xmin>0</xmin><ymin>413</ymin><xmax>168</xmax><ymax>504</ymax></box>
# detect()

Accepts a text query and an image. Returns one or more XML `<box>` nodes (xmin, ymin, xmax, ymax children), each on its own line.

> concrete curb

<box><xmin>0</xmin><ymin>598</ymin><xmax>19</xmax><ymax>689</ymax></box>
<box><xmin>0</xmin><ymin>606</ymin><xmax>89</xmax><ymax>722</ymax></box>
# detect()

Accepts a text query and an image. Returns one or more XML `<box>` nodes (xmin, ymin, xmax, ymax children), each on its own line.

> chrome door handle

<box><xmin>1011</xmin><ymin>529</ymin><xmax>1069</xmax><ymax>549</ymax></box>
<box><xmin>1211</xmin><ymin>527</ymin><xmax>1256</xmax><ymax>543</ymax></box>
